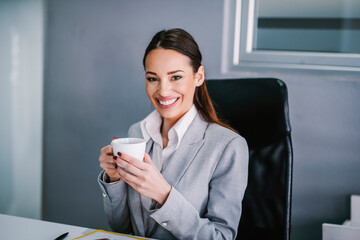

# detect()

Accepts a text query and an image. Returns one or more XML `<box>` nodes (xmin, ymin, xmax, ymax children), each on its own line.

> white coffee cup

<box><xmin>111</xmin><ymin>138</ymin><xmax>146</xmax><ymax>164</ymax></box>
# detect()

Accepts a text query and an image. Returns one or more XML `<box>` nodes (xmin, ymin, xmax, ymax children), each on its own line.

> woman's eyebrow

<box><xmin>167</xmin><ymin>70</ymin><xmax>184</xmax><ymax>75</ymax></box>
<box><xmin>146</xmin><ymin>71</ymin><xmax>157</xmax><ymax>75</ymax></box>
<box><xmin>146</xmin><ymin>70</ymin><xmax>184</xmax><ymax>75</ymax></box>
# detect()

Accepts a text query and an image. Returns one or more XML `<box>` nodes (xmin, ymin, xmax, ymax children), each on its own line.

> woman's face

<box><xmin>145</xmin><ymin>48</ymin><xmax>204</xmax><ymax>124</ymax></box>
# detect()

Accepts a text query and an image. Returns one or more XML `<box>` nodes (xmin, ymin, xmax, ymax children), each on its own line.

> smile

<box><xmin>157</xmin><ymin>97</ymin><xmax>179</xmax><ymax>108</ymax></box>
<box><xmin>159</xmin><ymin>98</ymin><xmax>177</xmax><ymax>105</ymax></box>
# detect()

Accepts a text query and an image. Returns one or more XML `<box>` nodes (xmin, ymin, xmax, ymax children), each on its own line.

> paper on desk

<box><xmin>72</xmin><ymin>229</ymin><xmax>149</xmax><ymax>240</ymax></box>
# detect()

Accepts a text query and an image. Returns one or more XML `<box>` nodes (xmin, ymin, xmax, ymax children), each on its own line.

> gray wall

<box><xmin>43</xmin><ymin>1</ymin><xmax>360</xmax><ymax>240</ymax></box>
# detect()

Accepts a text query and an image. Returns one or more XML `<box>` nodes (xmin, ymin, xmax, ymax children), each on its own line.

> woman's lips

<box><xmin>156</xmin><ymin>97</ymin><xmax>179</xmax><ymax>109</ymax></box>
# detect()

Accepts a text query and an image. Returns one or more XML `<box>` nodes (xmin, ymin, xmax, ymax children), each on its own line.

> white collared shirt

<box><xmin>140</xmin><ymin>105</ymin><xmax>198</xmax><ymax>166</ymax></box>
<box><xmin>140</xmin><ymin>105</ymin><xmax>198</xmax><ymax>234</ymax></box>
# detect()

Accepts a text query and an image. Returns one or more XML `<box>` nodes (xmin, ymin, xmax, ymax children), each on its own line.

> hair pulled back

<box><xmin>143</xmin><ymin>28</ymin><xmax>235</xmax><ymax>132</ymax></box>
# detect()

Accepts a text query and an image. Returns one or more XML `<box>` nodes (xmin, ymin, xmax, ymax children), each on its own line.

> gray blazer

<box><xmin>98</xmin><ymin>114</ymin><xmax>248</xmax><ymax>240</ymax></box>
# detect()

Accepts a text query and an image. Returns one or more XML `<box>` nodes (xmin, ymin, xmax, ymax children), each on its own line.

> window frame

<box><xmin>222</xmin><ymin>0</ymin><xmax>360</xmax><ymax>72</ymax></box>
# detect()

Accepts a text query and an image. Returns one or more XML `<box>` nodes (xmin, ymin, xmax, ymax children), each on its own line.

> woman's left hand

<box><xmin>116</xmin><ymin>152</ymin><xmax>171</xmax><ymax>205</ymax></box>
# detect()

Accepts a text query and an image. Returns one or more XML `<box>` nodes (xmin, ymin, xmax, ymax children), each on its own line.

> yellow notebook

<box><xmin>72</xmin><ymin>229</ymin><xmax>152</xmax><ymax>240</ymax></box>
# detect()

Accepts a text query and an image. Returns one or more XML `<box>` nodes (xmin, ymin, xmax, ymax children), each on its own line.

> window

<box><xmin>222</xmin><ymin>0</ymin><xmax>360</xmax><ymax>72</ymax></box>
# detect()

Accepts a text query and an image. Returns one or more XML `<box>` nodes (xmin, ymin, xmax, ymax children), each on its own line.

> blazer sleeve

<box><xmin>97</xmin><ymin>122</ymin><xmax>141</xmax><ymax>234</ymax></box>
<box><xmin>98</xmin><ymin>171</ymin><xmax>133</xmax><ymax>234</ymax></box>
<box><xmin>149</xmin><ymin>136</ymin><xmax>249</xmax><ymax>240</ymax></box>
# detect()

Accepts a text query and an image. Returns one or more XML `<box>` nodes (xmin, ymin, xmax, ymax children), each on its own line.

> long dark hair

<box><xmin>143</xmin><ymin>28</ymin><xmax>236</xmax><ymax>133</ymax></box>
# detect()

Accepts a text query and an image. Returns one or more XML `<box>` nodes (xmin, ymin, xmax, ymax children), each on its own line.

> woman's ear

<box><xmin>195</xmin><ymin>66</ymin><xmax>205</xmax><ymax>87</ymax></box>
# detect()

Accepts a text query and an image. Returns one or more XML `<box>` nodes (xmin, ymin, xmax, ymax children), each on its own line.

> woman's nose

<box><xmin>158</xmin><ymin>80</ymin><xmax>172</xmax><ymax>96</ymax></box>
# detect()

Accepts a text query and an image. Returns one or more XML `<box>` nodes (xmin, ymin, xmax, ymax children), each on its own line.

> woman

<box><xmin>98</xmin><ymin>28</ymin><xmax>248</xmax><ymax>240</ymax></box>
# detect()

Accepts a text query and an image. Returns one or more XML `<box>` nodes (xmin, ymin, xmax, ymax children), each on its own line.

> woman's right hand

<box><xmin>99</xmin><ymin>145</ymin><xmax>121</xmax><ymax>182</ymax></box>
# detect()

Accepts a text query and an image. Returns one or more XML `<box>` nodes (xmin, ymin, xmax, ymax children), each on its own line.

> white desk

<box><xmin>0</xmin><ymin>213</ymin><xmax>93</xmax><ymax>239</ymax></box>
<box><xmin>0</xmin><ymin>213</ymin><xmax>153</xmax><ymax>239</ymax></box>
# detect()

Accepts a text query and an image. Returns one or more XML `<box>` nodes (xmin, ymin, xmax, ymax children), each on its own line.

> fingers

<box><xmin>117</xmin><ymin>152</ymin><xmax>161</xmax><ymax>177</ymax></box>
<box><xmin>116</xmin><ymin>152</ymin><xmax>154</xmax><ymax>181</ymax></box>
<box><xmin>99</xmin><ymin>143</ymin><xmax>123</xmax><ymax>182</ymax></box>
<box><xmin>99</xmin><ymin>145</ymin><xmax>118</xmax><ymax>174</ymax></box>
<box><xmin>118</xmin><ymin>167</ymin><xmax>137</xmax><ymax>181</ymax></box>
<box><xmin>99</xmin><ymin>155</ymin><xmax>117</xmax><ymax>171</ymax></box>
<box><xmin>116</xmin><ymin>152</ymin><xmax>146</xmax><ymax>170</ymax></box>
<box><xmin>143</xmin><ymin>152</ymin><xmax>151</xmax><ymax>162</ymax></box>
<box><xmin>99</xmin><ymin>144</ymin><xmax>117</xmax><ymax>166</ymax></box>
<box><xmin>117</xmin><ymin>157</ymin><xmax>171</xmax><ymax>204</ymax></box>
<box><xmin>116</xmin><ymin>152</ymin><xmax>145</xmax><ymax>177</ymax></box>
<box><xmin>100</xmin><ymin>161</ymin><xmax>117</xmax><ymax>170</ymax></box>
<box><xmin>143</xmin><ymin>152</ymin><xmax>156</xmax><ymax>167</ymax></box>
<box><xmin>99</xmin><ymin>154</ymin><xmax>117</xmax><ymax>164</ymax></box>
<box><xmin>99</xmin><ymin>155</ymin><xmax>120</xmax><ymax>181</ymax></box>
<box><xmin>117</xmin><ymin>161</ymin><xmax>143</xmax><ymax>176</ymax></box>
<box><xmin>100</xmin><ymin>145</ymin><xmax>113</xmax><ymax>156</ymax></box>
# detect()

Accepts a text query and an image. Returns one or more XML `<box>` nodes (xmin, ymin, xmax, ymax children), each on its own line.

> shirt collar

<box><xmin>140</xmin><ymin>109</ymin><xmax>162</xmax><ymax>145</ymax></box>
<box><xmin>140</xmin><ymin>105</ymin><xmax>198</xmax><ymax>149</ymax></box>
<box><xmin>171</xmin><ymin>105</ymin><xmax>197</xmax><ymax>149</ymax></box>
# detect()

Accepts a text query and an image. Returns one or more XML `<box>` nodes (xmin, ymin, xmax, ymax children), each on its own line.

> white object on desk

<box><xmin>322</xmin><ymin>195</ymin><xmax>360</xmax><ymax>240</ymax></box>
<box><xmin>351</xmin><ymin>195</ymin><xmax>360</xmax><ymax>226</ymax></box>
<box><xmin>323</xmin><ymin>223</ymin><xmax>360</xmax><ymax>240</ymax></box>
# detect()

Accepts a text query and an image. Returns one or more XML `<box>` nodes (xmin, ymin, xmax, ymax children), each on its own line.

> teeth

<box><xmin>159</xmin><ymin>98</ymin><xmax>177</xmax><ymax>106</ymax></box>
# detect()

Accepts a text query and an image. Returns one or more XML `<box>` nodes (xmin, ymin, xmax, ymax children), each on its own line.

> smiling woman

<box><xmin>97</xmin><ymin>28</ymin><xmax>249</xmax><ymax>240</ymax></box>
<box><xmin>145</xmin><ymin>48</ymin><xmax>205</xmax><ymax>136</ymax></box>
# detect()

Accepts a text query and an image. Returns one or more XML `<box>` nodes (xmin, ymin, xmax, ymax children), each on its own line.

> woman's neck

<box><xmin>160</xmin><ymin>107</ymin><xmax>192</xmax><ymax>148</ymax></box>
<box><xmin>160</xmin><ymin>118</ymin><xmax>176</xmax><ymax>148</ymax></box>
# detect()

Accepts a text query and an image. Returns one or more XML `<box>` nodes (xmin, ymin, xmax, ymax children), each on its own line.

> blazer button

<box><xmin>102</xmin><ymin>192</ymin><xmax>107</xmax><ymax>198</ymax></box>
<box><xmin>161</xmin><ymin>222</ymin><xmax>168</xmax><ymax>227</ymax></box>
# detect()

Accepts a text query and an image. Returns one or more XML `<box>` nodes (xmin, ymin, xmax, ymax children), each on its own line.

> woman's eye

<box><xmin>146</xmin><ymin>77</ymin><xmax>158</xmax><ymax>82</ymax></box>
<box><xmin>172</xmin><ymin>75</ymin><xmax>182</xmax><ymax>80</ymax></box>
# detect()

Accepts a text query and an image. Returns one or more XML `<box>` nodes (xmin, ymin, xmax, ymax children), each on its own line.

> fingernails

<box><xmin>117</xmin><ymin>152</ymin><xmax>122</xmax><ymax>157</ymax></box>
<box><xmin>113</xmin><ymin>156</ymin><xmax>118</xmax><ymax>160</ymax></box>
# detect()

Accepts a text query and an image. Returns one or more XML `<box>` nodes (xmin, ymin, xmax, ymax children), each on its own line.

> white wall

<box><xmin>0</xmin><ymin>0</ymin><xmax>44</xmax><ymax>219</ymax></box>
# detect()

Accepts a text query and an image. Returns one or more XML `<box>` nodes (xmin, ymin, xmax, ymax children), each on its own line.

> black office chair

<box><xmin>206</xmin><ymin>78</ymin><xmax>293</xmax><ymax>240</ymax></box>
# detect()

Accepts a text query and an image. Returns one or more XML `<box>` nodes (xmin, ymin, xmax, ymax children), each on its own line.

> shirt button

<box><xmin>161</xmin><ymin>222</ymin><xmax>168</xmax><ymax>227</ymax></box>
<box><xmin>102</xmin><ymin>193</ymin><xmax>107</xmax><ymax>198</ymax></box>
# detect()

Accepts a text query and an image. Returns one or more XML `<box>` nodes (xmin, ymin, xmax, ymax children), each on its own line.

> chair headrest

<box><xmin>206</xmin><ymin>78</ymin><xmax>291</xmax><ymax>148</ymax></box>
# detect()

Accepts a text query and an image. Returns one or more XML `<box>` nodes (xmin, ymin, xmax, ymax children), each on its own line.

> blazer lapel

<box><xmin>161</xmin><ymin>114</ymin><xmax>208</xmax><ymax>188</ymax></box>
<box><xmin>128</xmin><ymin>139</ymin><xmax>154</xmax><ymax>236</ymax></box>
<box><xmin>130</xmin><ymin>116</ymin><xmax>208</xmax><ymax>236</ymax></box>
<box><xmin>128</xmin><ymin>186</ymin><xmax>145</xmax><ymax>236</ymax></box>
<box><xmin>145</xmin><ymin>115</ymin><xmax>208</xmax><ymax>236</ymax></box>
<box><xmin>145</xmin><ymin>139</ymin><xmax>153</xmax><ymax>155</ymax></box>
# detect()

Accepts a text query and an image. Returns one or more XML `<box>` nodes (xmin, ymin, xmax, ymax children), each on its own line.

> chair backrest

<box><xmin>206</xmin><ymin>78</ymin><xmax>293</xmax><ymax>240</ymax></box>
